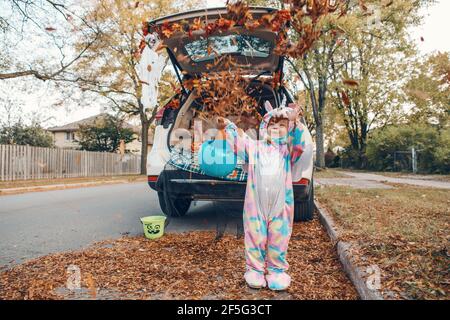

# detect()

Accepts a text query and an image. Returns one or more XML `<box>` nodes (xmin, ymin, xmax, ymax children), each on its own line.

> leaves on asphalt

<box><xmin>0</xmin><ymin>218</ymin><xmax>357</xmax><ymax>300</ymax></box>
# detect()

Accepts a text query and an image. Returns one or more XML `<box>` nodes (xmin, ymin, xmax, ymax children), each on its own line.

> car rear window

<box><xmin>185</xmin><ymin>34</ymin><xmax>272</xmax><ymax>62</ymax></box>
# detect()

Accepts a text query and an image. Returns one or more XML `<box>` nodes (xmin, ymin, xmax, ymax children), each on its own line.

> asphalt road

<box><xmin>0</xmin><ymin>182</ymin><xmax>242</xmax><ymax>268</ymax></box>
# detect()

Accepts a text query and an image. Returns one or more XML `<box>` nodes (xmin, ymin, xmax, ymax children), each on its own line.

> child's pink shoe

<box><xmin>244</xmin><ymin>269</ymin><xmax>266</xmax><ymax>289</ymax></box>
<box><xmin>266</xmin><ymin>271</ymin><xmax>291</xmax><ymax>291</ymax></box>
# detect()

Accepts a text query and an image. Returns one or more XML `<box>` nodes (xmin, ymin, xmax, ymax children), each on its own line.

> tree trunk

<box><xmin>315</xmin><ymin>122</ymin><xmax>326</xmax><ymax>168</ymax></box>
<box><xmin>303</xmin><ymin>70</ymin><xmax>326</xmax><ymax>168</ymax></box>
<box><xmin>316</xmin><ymin>79</ymin><xmax>327</xmax><ymax>168</ymax></box>
<box><xmin>140</xmin><ymin>120</ymin><xmax>149</xmax><ymax>175</ymax></box>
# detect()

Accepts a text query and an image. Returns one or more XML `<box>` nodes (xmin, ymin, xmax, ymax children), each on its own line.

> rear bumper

<box><xmin>148</xmin><ymin>164</ymin><xmax>311</xmax><ymax>202</ymax></box>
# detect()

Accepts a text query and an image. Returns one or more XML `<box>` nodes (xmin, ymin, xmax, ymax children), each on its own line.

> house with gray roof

<box><xmin>47</xmin><ymin>113</ymin><xmax>154</xmax><ymax>154</ymax></box>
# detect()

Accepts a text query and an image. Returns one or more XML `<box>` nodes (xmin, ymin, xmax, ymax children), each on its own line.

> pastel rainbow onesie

<box><xmin>223</xmin><ymin>108</ymin><xmax>305</xmax><ymax>290</ymax></box>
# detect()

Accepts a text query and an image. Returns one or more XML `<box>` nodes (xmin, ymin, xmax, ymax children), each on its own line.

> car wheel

<box><xmin>157</xmin><ymin>191</ymin><xmax>191</xmax><ymax>217</ymax></box>
<box><xmin>294</xmin><ymin>183</ymin><xmax>314</xmax><ymax>222</ymax></box>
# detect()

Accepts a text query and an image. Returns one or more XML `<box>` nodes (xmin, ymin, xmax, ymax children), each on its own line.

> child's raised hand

<box><xmin>215</xmin><ymin>116</ymin><xmax>229</xmax><ymax>130</ymax></box>
<box><xmin>287</xmin><ymin>103</ymin><xmax>303</xmax><ymax>121</ymax></box>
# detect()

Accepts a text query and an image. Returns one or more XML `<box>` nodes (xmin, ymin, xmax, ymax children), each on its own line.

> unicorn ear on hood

<box><xmin>264</xmin><ymin>101</ymin><xmax>273</xmax><ymax>113</ymax></box>
<box><xmin>280</xmin><ymin>94</ymin><xmax>287</xmax><ymax>109</ymax></box>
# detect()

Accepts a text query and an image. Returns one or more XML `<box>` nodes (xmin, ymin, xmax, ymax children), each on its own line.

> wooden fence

<box><xmin>0</xmin><ymin>144</ymin><xmax>141</xmax><ymax>181</ymax></box>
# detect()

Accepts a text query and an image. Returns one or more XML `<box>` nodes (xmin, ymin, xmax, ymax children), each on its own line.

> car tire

<box><xmin>294</xmin><ymin>183</ymin><xmax>314</xmax><ymax>222</ymax></box>
<box><xmin>157</xmin><ymin>191</ymin><xmax>191</xmax><ymax>217</ymax></box>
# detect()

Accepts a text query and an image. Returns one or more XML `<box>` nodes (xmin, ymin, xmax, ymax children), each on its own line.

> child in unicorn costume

<box><xmin>216</xmin><ymin>100</ymin><xmax>305</xmax><ymax>291</ymax></box>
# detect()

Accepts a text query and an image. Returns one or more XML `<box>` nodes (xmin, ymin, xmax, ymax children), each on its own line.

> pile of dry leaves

<box><xmin>184</xmin><ymin>57</ymin><xmax>261</xmax><ymax>120</ymax></box>
<box><xmin>0</xmin><ymin>218</ymin><xmax>357</xmax><ymax>300</ymax></box>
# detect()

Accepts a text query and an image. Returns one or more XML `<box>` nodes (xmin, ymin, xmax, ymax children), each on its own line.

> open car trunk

<box><xmin>148</xmin><ymin>6</ymin><xmax>289</xmax><ymax>180</ymax></box>
<box><xmin>148</xmin><ymin>7</ymin><xmax>283</xmax><ymax>76</ymax></box>
<box><xmin>147</xmin><ymin>7</ymin><xmax>315</xmax><ymax>221</ymax></box>
<box><xmin>162</xmin><ymin>79</ymin><xmax>286</xmax><ymax>183</ymax></box>
<box><xmin>168</xmin><ymin>80</ymin><xmax>279</xmax><ymax>155</ymax></box>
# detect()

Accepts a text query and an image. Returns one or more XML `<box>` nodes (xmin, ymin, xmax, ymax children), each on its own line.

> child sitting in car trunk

<box><xmin>215</xmin><ymin>102</ymin><xmax>305</xmax><ymax>291</ymax></box>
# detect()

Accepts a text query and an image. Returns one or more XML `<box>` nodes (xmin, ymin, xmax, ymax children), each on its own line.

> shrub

<box><xmin>324</xmin><ymin>148</ymin><xmax>336</xmax><ymax>168</ymax></box>
<box><xmin>0</xmin><ymin>123</ymin><xmax>54</xmax><ymax>147</ymax></box>
<box><xmin>366</xmin><ymin>125</ymin><xmax>450</xmax><ymax>174</ymax></box>
<box><xmin>77</xmin><ymin>114</ymin><xmax>135</xmax><ymax>152</ymax></box>
<box><xmin>339</xmin><ymin>148</ymin><xmax>367</xmax><ymax>169</ymax></box>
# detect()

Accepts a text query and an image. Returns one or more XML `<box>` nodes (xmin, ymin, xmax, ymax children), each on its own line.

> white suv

<box><xmin>146</xmin><ymin>7</ymin><xmax>314</xmax><ymax>222</ymax></box>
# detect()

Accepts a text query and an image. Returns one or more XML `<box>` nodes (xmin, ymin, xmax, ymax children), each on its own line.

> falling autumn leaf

<box><xmin>177</xmin><ymin>54</ymin><xmax>190</xmax><ymax>63</ymax></box>
<box><xmin>359</xmin><ymin>0</ymin><xmax>368</xmax><ymax>11</ymax></box>
<box><xmin>343</xmin><ymin>79</ymin><xmax>359</xmax><ymax>87</ymax></box>
<box><xmin>191</xmin><ymin>17</ymin><xmax>203</xmax><ymax>31</ymax></box>
<box><xmin>384</xmin><ymin>0</ymin><xmax>394</xmax><ymax>7</ymax></box>
<box><xmin>341</xmin><ymin>90</ymin><xmax>351</xmax><ymax>106</ymax></box>
<box><xmin>155</xmin><ymin>43</ymin><xmax>167</xmax><ymax>53</ymax></box>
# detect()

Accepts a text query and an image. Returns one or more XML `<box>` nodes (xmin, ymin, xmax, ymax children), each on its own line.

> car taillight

<box><xmin>293</xmin><ymin>178</ymin><xmax>310</xmax><ymax>186</ymax></box>
<box><xmin>148</xmin><ymin>175</ymin><xmax>158</xmax><ymax>182</ymax></box>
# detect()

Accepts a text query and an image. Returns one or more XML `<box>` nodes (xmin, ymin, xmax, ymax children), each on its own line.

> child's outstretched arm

<box><xmin>215</xmin><ymin>116</ymin><xmax>251</xmax><ymax>163</ymax></box>
<box><xmin>289</xmin><ymin>121</ymin><xmax>305</xmax><ymax>165</ymax></box>
<box><xmin>287</xmin><ymin>104</ymin><xmax>306</xmax><ymax>165</ymax></box>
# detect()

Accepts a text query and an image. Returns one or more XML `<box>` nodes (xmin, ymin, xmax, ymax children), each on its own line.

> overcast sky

<box><xmin>2</xmin><ymin>0</ymin><xmax>449</xmax><ymax>128</ymax></box>
<box><xmin>410</xmin><ymin>0</ymin><xmax>450</xmax><ymax>53</ymax></box>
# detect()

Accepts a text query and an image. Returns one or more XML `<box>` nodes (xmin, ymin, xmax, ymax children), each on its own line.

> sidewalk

<box><xmin>0</xmin><ymin>175</ymin><xmax>147</xmax><ymax>196</ymax></box>
<box><xmin>341</xmin><ymin>171</ymin><xmax>450</xmax><ymax>189</ymax></box>
<box><xmin>315</xmin><ymin>170</ymin><xmax>450</xmax><ymax>189</ymax></box>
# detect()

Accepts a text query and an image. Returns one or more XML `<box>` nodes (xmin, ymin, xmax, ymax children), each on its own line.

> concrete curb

<box><xmin>0</xmin><ymin>179</ymin><xmax>145</xmax><ymax>196</ymax></box>
<box><xmin>315</xmin><ymin>200</ymin><xmax>384</xmax><ymax>300</ymax></box>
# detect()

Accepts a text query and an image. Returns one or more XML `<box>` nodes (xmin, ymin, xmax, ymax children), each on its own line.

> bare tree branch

<box><xmin>1</xmin><ymin>0</ymin><xmax>98</xmax><ymax>81</ymax></box>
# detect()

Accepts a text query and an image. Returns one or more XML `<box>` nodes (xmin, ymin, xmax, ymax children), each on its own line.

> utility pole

<box><xmin>394</xmin><ymin>152</ymin><xmax>397</xmax><ymax>171</ymax></box>
<box><xmin>119</xmin><ymin>139</ymin><xmax>125</xmax><ymax>157</ymax></box>
<box><xmin>412</xmin><ymin>147</ymin><xmax>417</xmax><ymax>174</ymax></box>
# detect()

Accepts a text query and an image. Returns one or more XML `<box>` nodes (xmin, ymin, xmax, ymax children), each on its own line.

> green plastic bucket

<box><xmin>140</xmin><ymin>216</ymin><xmax>166</xmax><ymax>239</ymax></box>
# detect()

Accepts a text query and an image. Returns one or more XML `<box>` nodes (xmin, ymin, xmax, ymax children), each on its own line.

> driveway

<box><xmin>0</xmin><ymin>182</ymin><xmax>242</xmax><ymax>268</ymax></box>
<box><xmin>316</xmin><ymin>171</ymin><xmax>450</xmax><ymax>189</ymax></box>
